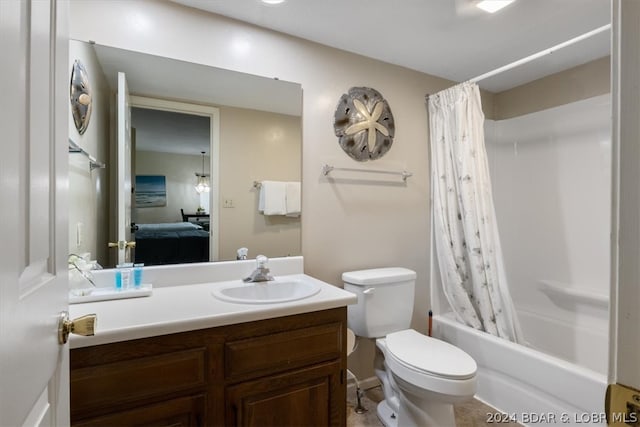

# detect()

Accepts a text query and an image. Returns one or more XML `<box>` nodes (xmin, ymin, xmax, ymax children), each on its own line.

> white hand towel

<box><xmin>259</xmin><ymin>181</ymin><xmax>287</xmax><ymax>215</ymax></box>
<box><xmin>285</xmin><ymin>181</ymin><xmax>301</xmax><ymax>217</ymax></box>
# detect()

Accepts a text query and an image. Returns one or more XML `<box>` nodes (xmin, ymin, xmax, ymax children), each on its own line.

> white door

<box><xmin>0</xmin><ymin>0</ymin><xmax>70</xmax><ymax>426</ymax></box>
<box><xmin>115</xmin><ymin>72</ymin><xmax>133</xmax><ymax>265</ymax></box>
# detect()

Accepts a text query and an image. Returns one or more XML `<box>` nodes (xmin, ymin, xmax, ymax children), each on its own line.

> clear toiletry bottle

<box><xmin>115</xmin><ymin>263</ymin><xmax>133</xmax><ymax>290</ymax></box>
<box><xmin>133</xmin><ymin>263</ymin><xmax>144</xmax><ymax>288</ymax></box>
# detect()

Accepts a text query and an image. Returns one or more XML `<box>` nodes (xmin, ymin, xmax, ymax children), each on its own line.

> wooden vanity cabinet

<box><xmin>70</xmin><ymin>307</ymin><xmax>347</xmax><ymax>427</ymax></box>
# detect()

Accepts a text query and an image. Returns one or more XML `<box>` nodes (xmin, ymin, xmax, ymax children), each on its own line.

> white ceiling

<box><xmin>171</xmin><ymin>0</ymin><xmax>611</xmax><ymax>92</ymax></box>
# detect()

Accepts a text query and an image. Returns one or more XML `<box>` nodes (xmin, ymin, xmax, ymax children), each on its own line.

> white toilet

<box><xmin>344</xmin><ymin>267</ymin><xmax>477</xmax><ymax>427</ymax></box>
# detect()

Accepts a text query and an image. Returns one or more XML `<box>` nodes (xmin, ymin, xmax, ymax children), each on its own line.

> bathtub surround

<box><xmin>428</xmin><ymin>82</ymin><xmax>522</xmax><ymax>343</ymax></box>
<box><xmin>485</xmin><ymin>94</ymin><xmax>611</xmax><ymax>374</ymax></box>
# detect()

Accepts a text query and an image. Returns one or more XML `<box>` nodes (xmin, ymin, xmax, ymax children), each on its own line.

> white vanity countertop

<box><xmin>69</xmin><ymin>274</ymin><xmax>357</xmax><ymax>349</ymax></box>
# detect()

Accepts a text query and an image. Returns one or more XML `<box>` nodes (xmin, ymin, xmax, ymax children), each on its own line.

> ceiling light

<box><xmin>195</xmin><ymin>151</ymin><xmax>210</xmax><ymax>194</ymax></box>
<box><xmin>476</xmin><ymin>0</ymin><xmax>515</xmax><ymax>13</ymax></box>
<box><xmin>261</xmin><ymin>0</ymin><xmax>286</xmax><ymax>5</ymax></box>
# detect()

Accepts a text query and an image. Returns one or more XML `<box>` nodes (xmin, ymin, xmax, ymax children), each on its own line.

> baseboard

<box><xmin>346</xmin><ymin>375</ymin><xmax>380</xmax><ymax>393</ymax></box>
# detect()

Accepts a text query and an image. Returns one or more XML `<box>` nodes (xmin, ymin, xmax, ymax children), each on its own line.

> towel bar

<box><xmin>321</xmin><ymin>164</ymin><xmax>412</xmax><ymax>182</ymax></box>
<box><xmin>69</xmin><ymin>138</ymin><xmax>106</xmax><ymax>171</ymax></box>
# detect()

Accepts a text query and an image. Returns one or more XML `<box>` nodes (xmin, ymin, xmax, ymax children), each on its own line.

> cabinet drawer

<box><xmin>73</xmin><ymin>394</ymin><xmax>205</xmax><ymax>427</ymax></box>
<box><xmin>73</xmin><ymin>395</ymin><xmax>205</xmax><ymax>427</ymax></box>
<box><xmin>225</xmin><ymin>323</ymin><xmax>342</xmax><ymax>380</ymax></box>
<box><xmin>71</xmin><ymin>348</ymin><xmax>206</xmax><ymax>416</ymax></box>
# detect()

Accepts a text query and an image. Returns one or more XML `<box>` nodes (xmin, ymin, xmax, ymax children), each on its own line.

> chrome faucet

<box><xmin>243</xmin><ymin>255</ymin><xmax>274</xmax><ymax>282</ymax></box>
<box><xmin>236</xmin><ymin>247</ymin><xmax>248</xmax><ymax>260</ymax></box>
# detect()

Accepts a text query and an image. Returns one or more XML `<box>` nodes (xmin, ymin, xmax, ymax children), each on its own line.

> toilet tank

<box><xmin>343</xmin><ymin>267</ymin><xmax>417</xmax><ymax>338</ymax></box>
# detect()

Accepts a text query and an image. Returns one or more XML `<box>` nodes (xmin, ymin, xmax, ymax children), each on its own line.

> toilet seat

<box><xmin>385</xmin><ymin>329</ymin><xmax>476</xmax><ymax>380</ymax></box>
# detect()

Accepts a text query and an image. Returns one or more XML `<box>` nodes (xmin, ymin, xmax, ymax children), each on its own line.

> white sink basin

<box><xmin>212</xmin><ymin>277</ymin><xmax>321</xmax><ymax>304</ymax></box>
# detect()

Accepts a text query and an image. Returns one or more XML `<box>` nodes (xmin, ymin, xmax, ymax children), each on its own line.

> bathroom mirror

<box><xmin>68</xmin><ymin>40</ymin><xmax>302</xmax><ymax>268</ymax></box>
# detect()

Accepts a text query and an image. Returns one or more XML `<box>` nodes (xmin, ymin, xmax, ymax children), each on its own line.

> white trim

<box><xmin>608</xmin><ymin>0</ymin><xmax>620</xmax><ymax>387</ymax></box>
<box><xmin>129</xmin><ymin>96</ymin><xmax>221</xmax><ymax>261</ymax></box>
<box><xmin>116</xmin><ymin>72</ymin><xmax>130</xmax><ymax>265</ymax></box>
<box><xmin>21</xmin><ymin>387</ymin><xmax>50</xmax><ymax>427</ymax></box>
<box><xmin>610</xmin><ymin>0</ymin><xmax>640</xmax><ymax>389</ymax></box>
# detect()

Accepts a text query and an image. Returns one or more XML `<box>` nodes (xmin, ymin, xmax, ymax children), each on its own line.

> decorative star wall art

<box><xmin>70</xmin><ymin>60</ymin><xmax>93</xmax><ymax>135</ymax></box>
<box><xmin>333</xmin><ymin>87</ymin><xmax>395</xmax><ymax>161</ymax></box>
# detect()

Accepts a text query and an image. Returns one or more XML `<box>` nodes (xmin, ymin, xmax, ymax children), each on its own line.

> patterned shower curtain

<box><xmin>427</xmin><ymin>82</ymin><xmax>523</xmax><ymax>343</ymax></box>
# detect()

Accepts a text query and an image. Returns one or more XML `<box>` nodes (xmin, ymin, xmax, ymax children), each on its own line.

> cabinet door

<box><xmin>72</xmin><ymin>394</ymin><xmax>205</xmax><ymax>427</ymax></box>
<box><xmin>226</xmin><ymin>361</ymin><xmax>344</xmax><ymax>427</ymax></box>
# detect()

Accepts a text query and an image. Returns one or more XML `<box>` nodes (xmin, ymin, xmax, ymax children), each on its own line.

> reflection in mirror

<box><xmin>68</xmin><ymin>40</ymin><xmax>302</xmax><ymax>269</ymax></box>
<box><xmin>131</xmin><ymin>106</ymin><xmax>213</xmax><ymax>267</ymax></box>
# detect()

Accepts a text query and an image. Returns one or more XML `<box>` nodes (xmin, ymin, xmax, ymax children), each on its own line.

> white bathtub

<box><xmin>434</xmin><ymin>314</ymin><xmax>608</xmax><ymax>426</ymax></box>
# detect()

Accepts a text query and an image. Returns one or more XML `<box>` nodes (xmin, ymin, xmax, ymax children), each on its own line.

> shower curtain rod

<box><xmin>468</xmin><ymin>24</ymin><xmax>611</xmax><ymax>84</ymax></box>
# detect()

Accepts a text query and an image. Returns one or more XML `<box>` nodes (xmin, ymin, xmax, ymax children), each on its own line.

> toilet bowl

<box><xmin>343</xmin><ymin>268</ymin><xmax>477</xmax><ymax>427</ymax></box>
<box><xmin>376</xmin><ymin>329</ymin><xmax>477</xmax><ymax>426</ymax></box>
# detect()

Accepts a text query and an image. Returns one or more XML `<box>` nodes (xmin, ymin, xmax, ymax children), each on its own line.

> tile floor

<box><xmin>346</xmin><ymin>386</ymin><xmax>522</xmax><ymax>427</ymax></box>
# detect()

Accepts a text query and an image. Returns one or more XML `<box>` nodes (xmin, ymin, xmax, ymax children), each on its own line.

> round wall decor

<box><xmin>333</xmin><ymin>87</ymin><xmax>395</xmax><ymax>161</ymax></box>
<box><xmin>70</xmin><ymin>60</ymin><xmax>93</xmax><ymax>135</ymax></box>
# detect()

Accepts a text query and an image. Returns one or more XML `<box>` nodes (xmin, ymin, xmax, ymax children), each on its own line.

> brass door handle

<box><xmin>108</xmin><ymin>241</ymin><xmax>136</xmax><ymax>249</ymax></box>
<box><xmin>58</xmin><ymin>311</ymin><xmax>97</xmax><ymax>344</ymax></box>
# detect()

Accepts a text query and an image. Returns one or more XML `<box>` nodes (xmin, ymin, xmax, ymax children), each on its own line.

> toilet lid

<box><xmin>385</xmin><ymin>329</ymin><xmax>477</xmax><ymax>380</ymax></box>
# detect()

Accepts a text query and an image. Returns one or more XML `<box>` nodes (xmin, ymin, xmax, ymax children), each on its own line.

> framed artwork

<box><xmin>135</xmin><ymin>175</ymin><xmax>167</xmax><ymax>208</ymax></box>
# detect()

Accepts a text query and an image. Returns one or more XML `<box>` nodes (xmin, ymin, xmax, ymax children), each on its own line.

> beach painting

<box><xmin>135</xmin><ymin>175</ymin><xmax>167</xmax><ymax>208</ymax></box>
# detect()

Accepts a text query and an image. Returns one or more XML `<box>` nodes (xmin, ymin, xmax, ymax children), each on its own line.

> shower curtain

<box><xmin>427</xmin><ymin>82</ymin><xmax>523</xmax><ymax>343</ymax></box>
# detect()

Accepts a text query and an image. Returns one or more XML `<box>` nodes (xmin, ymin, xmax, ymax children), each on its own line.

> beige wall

<box><xmin>70</xmin><ymin>0</ymin><xmax>459</xmax><ymax>380</ymax></box>
<box><xmin>493</xmin><ymin>56</ymin><xmax>611</xmax><ymax>119</ymax></box>
<box><xmin>218</xmin><ymin>106</ymin><xmax>301</xmax><ymax>261</ymax></box>
<box><xmin>68</xmin><ymin>40</ymin><xmax>110</xmax><ymax>266</ymax></box>
<box><xmin>135</xmin><ymin>151</ymin><xmax>204</xmax><ymax>224</ymax></box>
